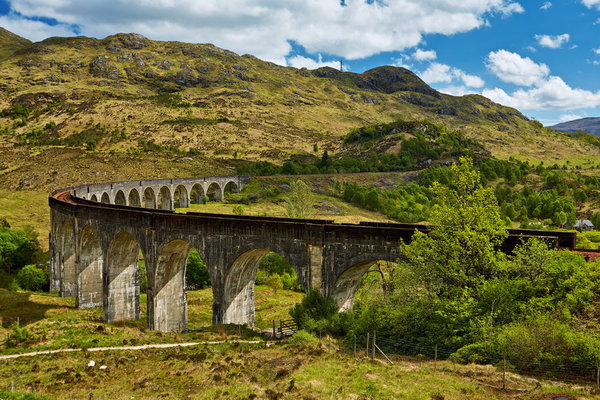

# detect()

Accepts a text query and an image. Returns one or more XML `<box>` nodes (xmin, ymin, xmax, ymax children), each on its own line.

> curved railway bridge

<box><xmin>49</xmin><ymin>175</ymin><xmax>577</xmax><ymax>332</ymax></box>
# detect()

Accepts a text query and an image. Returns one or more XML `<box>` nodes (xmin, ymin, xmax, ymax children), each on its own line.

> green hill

<box><xmin>0</xmin><ymin>30</ymin><xmax>598</xmax><ymax>191</ymax></box>
<box><xmin>0</xmin><ymin>27</ymin><xmax>31</xmax><ymax>60</ymax></box>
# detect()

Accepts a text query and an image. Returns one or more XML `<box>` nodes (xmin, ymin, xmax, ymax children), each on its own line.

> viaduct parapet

<box><xmin>50</xmin><ymin>175</ymin><xmax>577</xmax><ymax>332</ymax></box>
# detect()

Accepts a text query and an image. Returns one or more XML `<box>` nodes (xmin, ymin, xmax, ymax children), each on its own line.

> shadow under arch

<box><xmin>78</xmin><ymin>224</ymin><xmax>103</xmax><ymax>309</ymax></box>
<box><xmin>105</xmin><ymin>231</ymin><xmax>141</xmax><ymax>322</ymax></box>
<box><xmin>190</xmin><ymin>184</ymin><xmax>205</xmax><ymax>204</ymax></box>
<box><xmin>222</xmin><ymin>248</ymin><xmax>300</xmax><ymax>326</ymax></box>
<box><xmin>90</xmin><ymin>194</ymin><xmax>98</xmax><ymax>202</ymax></box>
<box><xmin>330</xmin><ymin>259</ymin><xmax>397</xmax><ymax>312</ymax></box>
<box><xmin>100</xmin><ymin>192</ymin><xmax>110</xmax><ymax>204</ymax></box>
<box><xmin>128</xmin><ymin>188</ymin><xmax>141</xmax><ymax>207</ymax></box>
<box><xmin>150</xmin><ymin>239</ymin><xmax>191</xmax><ymax>332</ymax></box>
<box><xmin>114</xmin><ymin>190</ymin><xmax>126</xmax><ymax>206</ymax></box>
<box><xmin>143</xmin><ymin>187</ymin><xmax>156</xmax><ymax>209</ymax></box>
<box><xmin>224</xmin><ymin>181</ymin><xmax>239</xmax><ymax>197</ymax></box>
<box><xmin>60</xmin><ymin>219</ymin><xmax>77</xmax><ymax>297</ymax></box>
<box><xmin>158</xmin><ymin>186</ymin><xmax>172</xmax><ymax>210</ymax></box>
<box><xmin>174</xmin><ymin>185</ymin><xmax>189</xmax><ymax>208</ymax></box>
<box><xmin>206</xmin><ymin>182</ymin><xmax>222</xmax><ymax>201</ymax></box>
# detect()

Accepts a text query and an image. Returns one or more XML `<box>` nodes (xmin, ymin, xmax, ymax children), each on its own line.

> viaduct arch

<box><xmin>50</xmin><ymin>175</ymin><xmax>577</xmax><ymax>332</ymax></box>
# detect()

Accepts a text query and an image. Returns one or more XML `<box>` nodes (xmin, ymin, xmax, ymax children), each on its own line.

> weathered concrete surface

<box><xmin>49</xmin><ymin>176</ymin><xmax>577</xmax><ymax>333</ymax></box>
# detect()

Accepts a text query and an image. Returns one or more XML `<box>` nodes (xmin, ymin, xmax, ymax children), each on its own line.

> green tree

<box><xmin>401</xmin><ymin>157</ymin><xmax>507</xmax><ymax>292</ymax></box>
<box><xmin>285</xmin><ymin>180</ymin><xmax>315</xmax><ymax>218</ymax></box>
<box><xmin>16</xmin><ymin>264</ymin><xmax>48</xmax><ymax>291</ymax></box>
<box><xmin>185</xmin><ymin>250</ymin><xmax>210</xmax><ymax>289</ymax></box>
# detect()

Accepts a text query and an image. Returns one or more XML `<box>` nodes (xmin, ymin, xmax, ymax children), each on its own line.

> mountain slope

<box><xmin>550</xmin><ymin>117</ymin><xmax>600</xmax><ymax>136</ymax></box>
<box><xmin>0</xmin><ymin>31</ymin><xmax>598</xmax><ymax>190</ymax></box>
<box><xmin>0</xmin><ymin>27</ymin><xmax>31</xmax><ymax>60</ymax></box>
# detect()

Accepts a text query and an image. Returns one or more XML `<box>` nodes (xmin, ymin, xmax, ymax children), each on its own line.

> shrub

<box><xmin>287</xmin><ymin>330</ymin><xmax>317</xmax><ymax>346</ymax></box>
<box><xmin>289</xmin><ymin>289</ymin><xmax>338</xmax><ymax>331</ymax></box>
<box><xmin>265</xmin><ymin>273</ymin><xmax>283</xmax><ymax>293</ymax></box>
<box><xmin>16</xmin><ymin>264</ymin><xmax>48</xmax><ymax>291</ymax></box>
<box><xmin>185</xmin><ymin>250</ymin><xmax>210</xmax><ymax>289</ymax></box>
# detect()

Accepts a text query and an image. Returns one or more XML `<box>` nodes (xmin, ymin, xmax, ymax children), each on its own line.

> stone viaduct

<box><xmin>49</xmin><ymin>175</ymin><xmax>577</xmax><ymax>332</ymax></box>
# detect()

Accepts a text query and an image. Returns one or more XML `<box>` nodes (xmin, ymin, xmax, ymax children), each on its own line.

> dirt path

<box><xmin>0</xmin><ymin>340</ymin><xmax>268</xmax><ymax>360</ymax></box>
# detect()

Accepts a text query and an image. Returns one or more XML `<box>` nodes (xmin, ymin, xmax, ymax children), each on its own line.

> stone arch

<box><xmin>330</xmin><ymin>257</ymin><xmax>397</xmax><ymax>312</ymax></box>
<box><xmin>150</xmin><ymin>240</ymin><xmax>191</xmax><ymax>332</ymax></box>
<box><xmin>60</xmin><ymin>219</ymin><xmax>77</xmax><ymax>297</ymax></box>
<box><xmin>224</xmin><ymin>181</ymin><xmax>239</xmax><ymax>196</ymax></box>
<box><xmin>222</xmin><ymin>248</ymin><xmax>299</xmax><ymax>326</ymax></box>
<box><xmin>206</xmin><ymin>182</ymin><xmax>222</xmax><ymax>201</ymax></box>
<box><xmin>128</xmin><ymin>188</ymin><xmax>141</xmax><ymax>207</ymax></box>
<box><xmin>77</xmin><ymin>225</ymin><xmax>103</xmax><ymax>308</ymax></box>
<box><xmin>143</xmin><ymin>187</ymin><xmax>156</xmax><ymax>209</ymax></box>
<box><xmin>158</xmin><ymin>186</ymin><xmax>172</xmax><ymax>210</ymax></box>
<box><xmin>90</xmin><ymin>194</ymin><xmax>98</xmax><ymax>202</ymax></box>
<box><xmin>114</xmin><ymin>190</ymin><xmax>126</xmax><ymax>206</ymax></box>
<box><xmin>100</xmin><ymin>192</ymin><xmax>110</xmax><ymax>204</ymax></box>
<box><xmin>105</xmin><ymin>231</ymin><xmax>140</xmax><ymax>322</ymax></box>
<box><xmin>173</xmin><ymin>185</ymin><xmax>189</xmax><ymax>209</ymax></box>
<box><xmin>190</xmin><ymin>184</ymin><xmax>205</xmax><ymax>204</ymax></box>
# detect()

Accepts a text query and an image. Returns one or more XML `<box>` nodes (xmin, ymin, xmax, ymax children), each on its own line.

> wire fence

<box><xmin>341</xmin><ymin>331</ymin><xmax>600</xmax><ymax>390</ymax></box>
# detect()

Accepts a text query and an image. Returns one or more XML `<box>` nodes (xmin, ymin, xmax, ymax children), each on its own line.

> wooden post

<box><xmin>596</xmin><ymin>363</ymin><xmax>599</xmax><ymax>390</ymax></box>
<box><xmin>272</xmin><ymin>320</ymin><xmax>276</xmax><ymax>338</ymax></box>
<box><xmin>354</xmin><ymin>336</ymin><xmax>357</xmax><ymax>359</ymax></box>
<box><xmin>502</xmin><ymin>356</ymin><xmax>506</xmax><ymax>390</ymax></box>
<box><xmin>372</xmin><ymin>331</ymin><xmax>376</xmax><ymax>360</ymax></box>
<box><xmin>366</xmin><ymin>332</ymin><xmax>370</xmax><ymax>359</ymax></box>
<box><xmin>434</xmin><ymin>344</ymin><xmax>438</xmax><ymax>371</ymax></box>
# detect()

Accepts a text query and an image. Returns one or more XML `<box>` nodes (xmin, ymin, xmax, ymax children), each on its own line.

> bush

<box><xmin>16</xmin><ymin>264</ymin><xmax>48</xmax><ymax>291</ymax></box>
<box><xmin>265</xmin><ymin>273</ymin><xmax>283</xmax><ymax>292</ymax></box>
<box><xmin>185</xmin><ymin>250</ymin><xmax>210</xmax><ymax>289</ymax></box>
<box><xmin>289</xmin><ymin>289</ymin><xmax>338</xmax><ymax>331</ymax></box>
<box><xmin>287</xmin><ymin>330</ymin><xmax>317</xmax><ymax>346</ymax></box>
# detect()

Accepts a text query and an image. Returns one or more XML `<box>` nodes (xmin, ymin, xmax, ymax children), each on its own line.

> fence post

<box><xmin>434</xmin><ymin>344</ymin><xmax>438</xmax><ymax>371</ymax></box>
<box><xmin>596</xmin><ymin>362</ymin><xmax>599</xmax><ymax>390</ymax></box>
<box><xmin>372</xmin><ymin>331</ymin><xmax>376</xmax><ymax>360</ymax></box>
<box><xmin>354</xmin><ymin>335</ymin><xmax>357</xmax><ymax>359</ymax></box>
<box><xmin>366</xmin><ymin>332</ymin><xmax>370</xmax><ymax>359</ymax></box>
<box><xmin>502</xmin><ymin>355</ymin><xmax>506</xmax><ymax>390</ymax></box>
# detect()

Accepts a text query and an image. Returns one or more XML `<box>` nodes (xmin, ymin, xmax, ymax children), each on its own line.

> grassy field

<box><xmin>0</xmin><ymin>287</ymin><xmax>598</xmax><ymax>399</ymax></box>
<box><xmin>0</xmin><ymin>286</ymin><xmax>303</xmax><ymax>355</ymax></box>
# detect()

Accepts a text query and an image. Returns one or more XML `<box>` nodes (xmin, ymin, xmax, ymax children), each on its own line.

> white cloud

<box><xmin>559</xmin><ymin>113</ymin><xmax>583</xmax><ymax>122</ymax></box>
<box><xmin>540</xmin><ymin>2</ymin><xmax>552</xmax><ymax>10</ymax></box>
<box><xmin>392</xmin><ymin>55</ymin><xmax>412</xmax><ymax>69</ymax></box>
<box><xmin>421</xmin><ymin>62</ymin><xmax>484</xmax><ymax>88</ymax></box>
<box><xmin>594</xmin><ymin>48</ymin><xmax>600</xmax><ymax>55</ymax></box>
<box><xmin>495</xmin><ymin>2</ymin><xmax>525</xmax><ymax>16</ymax></box>
<box><xmin>421</xmin><ymin>63</ymin><xmax>453</xmax><ymax>83</ymax></box>
<box><xmin>413</xmin><ymin>48</ymin><xmax>437</xmax><ymax>61</ymax></box>
<box><xmin>286</xmin><ymin>54</ymin><xmax>341</xmax><ymax>70</ymax></box>
<box><xmin>482</xmin><ymin>76</ymin><xmax>600</xmax><ymax>110</ymax></box>
<box><xmin>486</xmin><ymin>50</ymin><xmax>549</xmax><ymax>86</ymax></box>
<box><xmin>582</xmin><ymin>0</ymin><xmax>600</xmax><ymax>9</ymax></box>
<box><xmin>0</xmin><ymin>12</ymin><xmax>74</xmax><ymax>41</ymax></box>
<box><xmin>1</xmin><ymin>0</ymin><xmax>526</xmax><ymax>63</ymax></box>
<box><xmin>535</xmin><ymin>33</ymin><xmax>570</xmax><ymax>49</ymax></box>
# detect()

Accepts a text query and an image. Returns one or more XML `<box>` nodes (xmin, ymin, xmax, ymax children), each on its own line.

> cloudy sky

<box><xmin>1</xmin><ymin>0</ymin><xmax>600</xmax><ymax>125</ymax></box>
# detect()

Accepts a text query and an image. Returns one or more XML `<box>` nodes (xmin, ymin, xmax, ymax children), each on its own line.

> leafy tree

<box><xmin>16</xmin><ymin>264</ymin><xmax>48</xmax><ymax>291</ymax></box>
<box><xmin>0</xmin><ymin>226</ymin><xmax>43</xmax><ymax>274</ymax></box>
<box><xmin>285</xmin><ymin>180</ymin><xmax>315</xmax><ymax>218</ymax></box>
<box><xmin>401</xmin><ymin>157</ymin><xmax>507</xmax><ymax>292</ymax></box>
<box><xmin>185</xmin><ymin>250</ymin><xmax>210</xmax><ymax>289</ymax></box>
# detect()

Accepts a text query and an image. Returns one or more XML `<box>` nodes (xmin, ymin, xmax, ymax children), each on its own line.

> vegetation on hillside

<box><xmin>289</xmin><ymin>158</ymin><xmax>600</xmax><ymax>379</ymax></box>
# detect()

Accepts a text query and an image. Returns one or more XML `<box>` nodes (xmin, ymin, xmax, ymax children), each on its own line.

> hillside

<box><xmin>0</xmin><ymin>31</ymin><xmax>599</xmax><ymax>191</ymax></box>
<box><xmin>551</xmin><ymin>117</ymin><xmax>600</xmax><ymax>136</ymax></box>
<box><xmin>0</xmin><ymin>27</ymin><xmax>31</xmax><ymax>60</ymax></box>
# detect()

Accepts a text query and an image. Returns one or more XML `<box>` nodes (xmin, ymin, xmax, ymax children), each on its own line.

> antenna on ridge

<box><xmin>339</xmin><ymin>60</ymin><xmax>343</xmax><ymax>72</ymax></box>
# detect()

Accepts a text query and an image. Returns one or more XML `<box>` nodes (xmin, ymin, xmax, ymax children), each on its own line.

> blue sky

<box><xmin>1</xmin><ymin>0</ymin><xmax>600</xmax><ymax>125</ymax></box>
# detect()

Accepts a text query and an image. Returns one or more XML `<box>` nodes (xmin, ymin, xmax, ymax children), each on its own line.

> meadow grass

<box><xmin>0</xmin><ymin>285</ymin><xmax>302</xmax><ymax>355</ymax></box>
